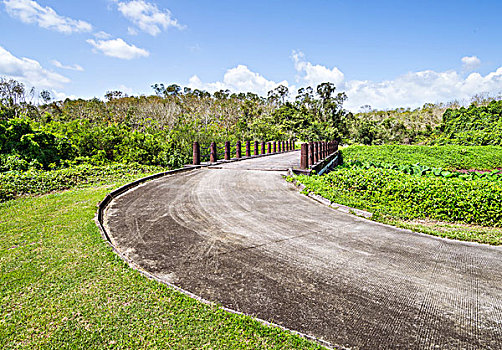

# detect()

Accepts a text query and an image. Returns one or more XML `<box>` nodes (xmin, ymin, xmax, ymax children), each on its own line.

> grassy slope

<box><xmin>341</xmin><ymin>145</ymin><xmax>502</xmax><ymax>170</ymax></box>
<box><xmin>0</xmin><ymin>181</ymin><xmax>322</xmax><ymax>349</ymax></box>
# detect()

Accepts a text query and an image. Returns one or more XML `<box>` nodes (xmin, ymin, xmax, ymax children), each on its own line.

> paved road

<box><xmin>104</xmin><ymin>151</ymin><xmax>502</xmax><ymax>349</ymax></box>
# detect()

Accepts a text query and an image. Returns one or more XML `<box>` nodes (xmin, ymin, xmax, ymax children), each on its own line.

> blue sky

<box><xmin>1</xmin><ymin>0</ymin><xmax>502</xmax><ymax>111</ymax></box>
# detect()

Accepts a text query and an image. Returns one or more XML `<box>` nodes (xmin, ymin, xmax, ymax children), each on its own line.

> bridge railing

<box><xmin>193</xmin><ymin>140</ymin><xmax>296</xmax><ymax>165</ymax></box>
<box><xmin>299</xmin><ymin>141</ymin><xmax>339</xmax><ymax>173</ymax></box>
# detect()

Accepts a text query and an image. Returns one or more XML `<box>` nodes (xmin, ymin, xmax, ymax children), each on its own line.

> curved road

<box><xmin>104</xmin><ymin>151</ymin><xmax>502</xmax><ymax>349</ymax></box>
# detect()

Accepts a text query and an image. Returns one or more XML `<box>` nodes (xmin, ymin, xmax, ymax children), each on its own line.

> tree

<box><xmin>166</xmin><ymin>84</ymin><xmax>181</xmax><ymax>96</ymax></box>
<box><xmin>40</xmin><ymin>90</ymin><xmax>52</xmax><ymax>104</ymax></box>
<box><xmin>104</xmin><ymin>90</ymin><xmax>124</xmax><ymax>101</ymax></box>
<box><xmin>267</xmin><ymin>85</ymin><xmax>289</xmax><ymax>105</ymax></box>
<box><xmin>151</xmin><ymin>83</ymin><xmax>166</xmax><ymax>96</ymax></box>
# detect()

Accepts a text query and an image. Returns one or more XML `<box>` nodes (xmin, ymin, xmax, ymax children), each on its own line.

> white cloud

<box><xmin>288</xmin><ymin>51</ymin><xmax>502</xmax><ymax>111</ymax></box>
<box><xmin>292</xmin><ymin>50</ymin><xmax>344</xmax><ymax>88</ymax></box>
<box><xmin>3</xmin><ymin>0</ymin><xmax>92</xmax><ymax>34</ymax></box>
<box><xmin>114</xmin><ymin>0</ymin><xmax>184</xmax><ymax>36</ymax></box>
<box><xmin>51</xmin><ymin>60</ymin><xmax>84</xmax><ymax>71</ymax></box>
<box><xmin>94</xmin><ymin>31</ymin><xmax>112</xmax><ymax>39</ymax></box>
<box><xmin>86</xmin><ymin>38</ymin><xmax>149</xmax><ymax>60</ymax></box>
<box><xmin>186</xmin><ymin>53</ymin><xmax>502</xmax><ymax>111</ymax></box>
<box><xmin>343</xmin><ymin>68</ymin><xmax>502</xmax><ymax>111</ymax></box>
<box><xmin>0</xmin><ymin>45</ymin><xmax>70</xmax><ymax>89</ymax></box>
<box><xmin>461</xmin><ymin>56</ymin><xmax>481</xmax><ymax>71</ymax></box>
<box><xmin>187</xmin><ymin>64</ymin><xmax>290</xmax><ymax>97</ymax></box>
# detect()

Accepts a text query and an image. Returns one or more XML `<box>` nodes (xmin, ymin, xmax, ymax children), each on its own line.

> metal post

<box><xmin>193</xmin><ymin>141</ymin><xmax>200</xmax><ymax>165</ymax></box>
<box><xmin>210</xmin><ymin>142</ymin><xmax>217</xmax><ymax>163</ymax></box>
<box><xmin>278</xmin><ymin>141</ymin><xmax>281</xmax><ymax>152</ymax></box>
<box><xmin>292</xmin><ymin>140</ymin><xmax>295</xmax><ymax>150</ymax></box>
<box><xmin>282</xmin><ymin>141</ymin><xmax>286</xmax><ymax>152</ymax></box>
<box><xmin>254</xmin><ymin>141</ymin><xmax>258</xmax><ymax>156</ymax></box>
<box><xmin>313</xmin><ymin>142</ymin><xmax>318</xmax><ymax>163</ymax></box>
<box><xmin>300</xmin><ymin>143</ymin><xmax>308</xmax><ymax>169</ymax></box>
<box><xmin>334</xmin><ymin>140</ymin><xmax>339</xmax><ymax>152</ymax></box>
<box><xmin>236</xmin><ymin>141</ymin><xmax>241</xmax><ymax>159</ymax></box>
<box><xmin>273</xmin><ymin>141</ymin><xmax>277</xmax><ymax>153</ymax></box>
<box><xmin>261</xmin><ymin>141</ymin><xmax>265</xmax><ymax>155</ymax></box>
<box><xmin>308</xmin><ymin>142</ymin><xmax>314</xmax><ymax>166</ymax></box>
<box><xmin>245</xmin><ymin>141</ymin><xmax>251</xmax><ymax>157</ymax></box>
<box><xmin>267</xmin><ymin>142</ymin><xmax>271</xmax><ymax>153</ymax></box>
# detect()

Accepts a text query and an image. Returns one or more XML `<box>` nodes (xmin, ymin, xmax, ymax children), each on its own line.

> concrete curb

<box><xmin>94</xmin><ymin>152</ymin><xmax>339</xmax><ymax>350</ymax></box>
<box><xmin>285</xmin><ymin>169</ymin><xmax>502</xmax><ymax>249</ymax></box>
<box><xmin>286</xmin><ymin>168</ymin><xmax>373</xmax><ymax>219</ymax></box>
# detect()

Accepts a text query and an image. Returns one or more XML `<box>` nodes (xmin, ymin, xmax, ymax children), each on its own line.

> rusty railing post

<box><xmin>278</xmin><ymin>141</ymin><xmax>281</xmax><ymax>152</ymax></box>
<box><xmin>236</xmin><ymin>141</ymin><xmax>241</xmax><ymax>159</ymax></box>
<box><xmin>273</xmin><ymin>141</ymin><xmax>277</xmax><ymax>153</ymax></box>
<box><xmin>261</xmin><ymin>141</ymin><xmax>265</xmax><ymax>155</ymax></box>
<box><xmin>193</xmin><ymin>141</ymin><xmax>200</xmax><ymax>165</ymax></box>
<box><xmin>313</xmin><ymin>142</ymin><xmax>318</xmax><ymax>163</ymax></box>
<box><xmin>267</xmin><ymin>142</ymin><xmax>271</xmax><ymax>153</ymax></box>
<box><xmin>300</xmin><ymin>143</ymin><xmax>308</xmax><ymax>169</ymax></box>
<box><xmin>292</xmin><ymin>140</ymin><xmax>295</xmax><ymax>150</ymax></box>
<box><xmin>245</xmin><ymin>141</ymin><xmax>251</xmax><ymax>157</ymax></box>
<box><xmin>308</xmin><ymin>142</ymin><xmax>314</xmax><ymax>166</ymax></box>
<box><xmin>210</xmin><ymin>142</ymin><xmax>217</xmax><ymax>163</ymax></box>
<box><xmin>282</xmin><ymin>141</ymin><xmax>285</xmax><ymax>152</ymax></box>
<box><xmin>254</xmin><ymin>141</ymin><xmax>258</xmax><ymax>156</ymax></box>
<box><xmin>286</xmin><ymin>140</ymin><xmax>290</xmax><ymax>151</ymax></box>
<box><xmin>224</xmin><ymin>141</ymin><xmax>231</xmax><ymax>160</ymax></box>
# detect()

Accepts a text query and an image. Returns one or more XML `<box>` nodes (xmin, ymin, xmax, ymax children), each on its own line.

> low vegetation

<box><xmin>296</xmin><ymin>145</ymin><xmax>502</xmax><ymax>245</ymax></box>
<box><xmin>341</xmin><ymin>145</ymin><xmax>502</xmax><ymax>170</ymax></box>
<box><xmin>0</xmin><ymin>178</ymin><xmax>323</xmax><ymax>349</ymax></box>
<box><xmin>0</xmin><ymin>163</ymin><xmax>162</xmax><ymax>202</ymax></box>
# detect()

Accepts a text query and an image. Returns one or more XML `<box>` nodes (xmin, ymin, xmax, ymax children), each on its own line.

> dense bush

<box><xmin>341</xmin><ymin>145</ymin><xmax>502</xmax><ymax>170</ymax></box>
<box><xmin>0</xmin><ymin>118</ymin><xmax>73</xmax><ymax>170</ymax></box>
<box><xmin>297</xmin><ymin>167</ymin><xmax>502</xmax><ymax>227</ymax></box>
<box><xmin>432</xmin><ymin>100</ymin><xmax>502</xmax><ymax>146</ymax></box>
<box><xmin>0</xmin><ymin>163</ymin><xmax>162</xmax><ymax>202</ymax></box>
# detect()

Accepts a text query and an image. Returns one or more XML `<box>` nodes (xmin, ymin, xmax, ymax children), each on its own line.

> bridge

<box><xmin>99</xmin><ymin>150</ymin><xmax>502</xmax><ymax>349</ymax></box>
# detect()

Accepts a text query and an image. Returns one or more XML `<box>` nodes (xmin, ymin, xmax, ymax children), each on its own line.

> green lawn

<box><xmin>0</xmin><ymin>180</ymin><xmax>323</xmax><ymax>349</ymax></box>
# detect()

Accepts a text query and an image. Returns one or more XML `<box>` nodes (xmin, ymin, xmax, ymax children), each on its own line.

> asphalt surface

<box><xmin>104</xmin><ymin>151</ymin><xmax>502</xmax><ymax>349</ymax></box>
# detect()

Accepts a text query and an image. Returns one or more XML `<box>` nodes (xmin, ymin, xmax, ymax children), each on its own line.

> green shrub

<box><xmin>432</xmin><ymin>100</ymin><xmax>502</xmax><ymax>146</ymax></box>
<box><xmin>341</xmin><ymin>145</ymin><xmax>502</xmax><ymax>170</ymax></box>
<box><xmin>0</xmin><ymin>163</ymin><xmax>162</xmax><ymax>202</ymax></box>
<box><xmin>297</xmin><ymin>167</ymin><xmax>502</xmax><ymax>227</ymax></box>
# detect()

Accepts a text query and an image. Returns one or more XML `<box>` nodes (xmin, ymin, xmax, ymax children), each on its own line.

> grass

<box><xmin>342</xmin><ymin>145</ymin><xmax>502</xmax><ymax>170</ymax></box>
<box><xmin>383</xmin><ymin>217</ymin><xmax>502</xmax><ymax>245</ymax></box>
<box><xmin>0</xmin><ymin>178</ymin><xmax>324</xmax><ymax>349</ymax></box>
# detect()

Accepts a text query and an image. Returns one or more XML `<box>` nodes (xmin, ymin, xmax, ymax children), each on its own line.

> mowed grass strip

<box><xmin>0</xmin><ymin>181</ymin><xmax>324</xmax><ymax>349</ymax></box>
<box><xmin>341</xmin><ymin>145</ymin><xmax>502</xmax><ymax>170</ymax></box>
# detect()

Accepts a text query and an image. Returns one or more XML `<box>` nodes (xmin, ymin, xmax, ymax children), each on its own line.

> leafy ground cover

<box><xmin>295</xmin><ymin>168</ymin><xmax>502</xmax><ymax>245</ymax></box>
<box><xmin>0</xmin><ymin>163</ymin><xmax>163</xmax><ymax>202</ymax></box>
<box><xmin>295</xmin><ymin>145</ymin><xmax>502</xmax><ymax>245</ymax></box>
<box><xmin>0</xmin><ymin>177</ymin><xmax>323</xmax><ymax>349</ymax></box>
<box><xmin>341</xmin><ymin>145</ymin><xmax>502</xmax><ymax>170</ymax></box>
